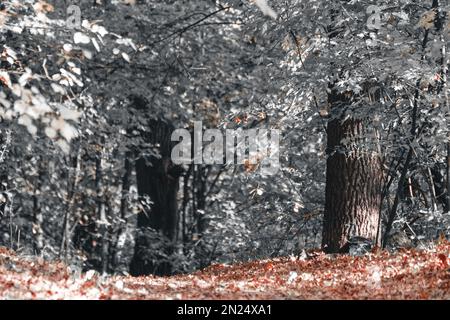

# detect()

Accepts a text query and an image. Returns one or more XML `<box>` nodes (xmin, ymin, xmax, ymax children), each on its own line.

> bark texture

<box><xmin>322</xmin><ymin>90</ymin><xmax>383</xmax><ymax>253</ymax></box>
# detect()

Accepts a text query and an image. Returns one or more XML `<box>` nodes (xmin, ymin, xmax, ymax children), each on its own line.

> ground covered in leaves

<box><xmin>0</xmin><ymin>243</ymin><xmax>449</xmax><ymax>299</ymax></box>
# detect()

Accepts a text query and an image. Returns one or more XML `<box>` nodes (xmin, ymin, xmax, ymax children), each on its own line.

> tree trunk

<box><xmin>60</xmin><ymin>142</ymin><xmax>82</xmax><ymax>261</ymax></box>
<box><xmin>111</xmin><ymin>154</ymin><xmax>133</xmax><ymax>271</ymax></box>
<box><xmin>32</xmin><ymin>162</ymin><xmax>44</xmax><ymax>255</ymax></box>
<box><xmin>322</xmin><ymin>90</ymin><xmax>383</xmax><ymax>253</ymax></box>
<box><xmin>94</xmin><ymin>146</ymin><xmax>109</xmax><ymax>275</ymax></box>
<box><xmin>430</xmin><ymin>164</ymin><xmax>449</xmax><ymax>212</ymax></box>
<box><xmin>447</xmin><ymin>144</ymin><xmax>450</xmax><ymax>213</ymax></box>
<box><xmin>0</xmin><ymin>129</ymin><xmax>9</xmax><ymax>220</ymax></box>
<box><xmin>130</xmin><ymin>118</ymin><xmax>181</xmax><ymax>276</ymax></box>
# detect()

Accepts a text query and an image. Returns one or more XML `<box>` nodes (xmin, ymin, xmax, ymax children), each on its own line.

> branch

<box><xmin>149</xmin><ymin>6</ymin><xmax>231</xmax><ymax>46</ymax></box>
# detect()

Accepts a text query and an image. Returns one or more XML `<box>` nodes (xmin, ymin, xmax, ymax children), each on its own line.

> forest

<box><xmin>0</xmin><ymin>0</ymin><xmax>449</xmax><ymax>300</ymax></box>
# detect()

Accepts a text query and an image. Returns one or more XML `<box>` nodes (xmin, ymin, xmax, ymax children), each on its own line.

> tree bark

<box><xmin>130</xmin><ymin>118</ymin><xmax>181</xmax><ymax>276</ymax></box>
<box><xmin>60</xmin><ymin>144</ymin><xmax>81</xmax><ymax>261</ymax></box>
<box><xmin>32</xmin><ymin>162</ymin><xmax>44</xmax><ymax>255</ymax></box>
<box><xmin>322</xmin><ymin>90</ymin><xmax>383</xmax><ymax>253</ymax></box>
<box><xmin>0</xmin><ymin>132</ymin><xmax>7</xmax><ymax>219</ymax></box>
<box><xmin>111</xmin><ymin>154</ymin><xmax>133</xmax><ymax>271</ymax></box>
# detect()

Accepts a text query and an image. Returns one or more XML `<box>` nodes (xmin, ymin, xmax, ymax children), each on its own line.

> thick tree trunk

<box><xmin>130</xmin><ymin>118</ymin><xmax>181</xmax><ymax>276</ymax></box>
<box><xmin>322</xmin><ymin>90</ymin><xmax>383</xmax><ymax>253</ymax></box>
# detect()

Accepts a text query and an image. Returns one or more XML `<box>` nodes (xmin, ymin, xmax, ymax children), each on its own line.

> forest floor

<box><xmin>0</xmin><ymin>242</ymin><xmax>449</xmax><ymax>299</ymax></box>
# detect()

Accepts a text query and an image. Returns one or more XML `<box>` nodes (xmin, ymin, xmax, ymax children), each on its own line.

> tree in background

<box><xmin>129</xmin><ymin>97</ymin><xmax>182</xmax><ymax>275</ymax></box>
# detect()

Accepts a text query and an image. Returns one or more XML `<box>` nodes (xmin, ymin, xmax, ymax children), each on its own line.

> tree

<box><xmin>0</xmin><ymin>129</ymin><xmax>8</xmax><ymax>219</ymax></box>
<box><xmin>129</xmin><ymin>98</ymin><xmax>182</xmax><ymax>276</ymax></box>
<box><xmin>0</xmin><ymin>0</ymin><xmax>448</xmax><ymax>275</ymax></box>
<box><xmin>322</xmin><ymin>88</ymin><xmax>383</xmax><ymax>253</ymax></box>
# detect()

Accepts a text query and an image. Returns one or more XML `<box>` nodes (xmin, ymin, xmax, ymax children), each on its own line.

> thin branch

<box><xmin>149</xmin><ymin>6</ymin><xmax>231</xmax><ymax>46</ymax></box>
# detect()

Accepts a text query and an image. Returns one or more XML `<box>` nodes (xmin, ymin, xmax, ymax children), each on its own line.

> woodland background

<box><xmin>0</xmin><ymin>0</ymin><xmax>449</xmax><ymax>279</ymax></box>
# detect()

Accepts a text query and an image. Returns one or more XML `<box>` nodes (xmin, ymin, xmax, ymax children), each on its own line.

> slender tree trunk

<box><xmin>180</xmin><ymin>164</ymin><xmax>192</xmax><ymax>253</ymax></box>
<box><xmin>0</xmin><ymin>172</ymin><xmax>6</xmax><ymax>217</ymax></box>
<box><xmin>120</xmin><ymin>155</ymin><xmax>132</xmax><ymax>222</ymax></box>
<box><xmin>0</xmin><ymin>129</ymin><xmax>10</xmax><ymax>219</ymax></box>
<box><xmin>95</xmin><ymin>146</ymin><xmax>109</xmax><ymax>274</ymax></box>
<box><xmin>111</xmin><ymin>154</ymin><xmax>132</xmax><ymax>270</ymax></box>
<box><xmin>194</xmin><ymin>164</ymin><xmax>207</xmax><ymax>238</ymax></box>
<box><xmin>383</xmin><ymin>76</ymin><xmax>422</xmax><ymax>247</ymax></box>
<box><xmin>60</xmin><ymin>142</ymin><xmax>82</xmax><ymax>261</ymax></box>
<box><xmin>99</xmin><ymin>204</ymin><xmax>109</xmax><ymax>274</ymax></box>
<box><xmin>443</xmin><ymin>35</ymin><xmax>450</xmax><ymax>213</ymax></box>
<box><xmin>322</xmin><ymin>90</ymin><xmax>383</xmax><ymax>253</ymax></box>
<box><xmin>447</xmin><ymin>145</ymin><xmax>450</xmax><ymax>212</ymax></box>
<box><xmin>32</xmin><ymin>162</ymin><xmax>44</xmax><ymax>255</ymax></box>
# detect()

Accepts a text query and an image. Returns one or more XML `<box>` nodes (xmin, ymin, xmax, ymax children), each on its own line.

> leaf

<box><xmin>0</xmin><ymin>71</ymin><xmax>12</xmax><ymax>88</ymax></box>
<box><xmin>33</xmin><ymin>1</ymin><xmax>54</xmax><ymax>13</ymax></box>
<box><xmin>438</xmin><ymin>253</ymin><xmax>448</xmax><ymax>267</ymax></box>
<box><xmin>91</xmin><ymin>24</ymin><xmax>108</xmax><ymax>37</ymax></box>
<box><xmin>58</xmin><ymin>105</ymin><xmax>81</xmax><ymax>121</ymax></box>
<box><xmin>254</xmin><ymin>0</ymin><xmax>277</xmax><ymax>20</ymax></box>
<box><xmin>0</xmin><ymin>11</ymin><xmax>8</xmax><ymax>28</ymax></box>
<box><xmin>91</xmin><ymin>37</ymin><xmax>101</xmax><ymax>52</ymax></box>
<box><xmin>418</xmin><ymin>10</ymin><xmax>435</xmax><ymax>30</ymax></box>
<box><xmin>73</xmin><ymin>32</ymin><xmax>91</xmax><ymax>44</ymax></box>
<box><xmin>287</xmin><ymin>271</ymin><xmax>298</xmax><ymax>284</ymax></box>
<box><xmin>63</xmin><ymin>44</ymin><xmax>73</xmax><ymax>52</ymax></box>
<box><xmin>121</xmin><ymin>52</ymin><xmax>131</xmax><ymax>63</ymax></box>
<box><xmin>263</xmin><ymin>262</ymin><xmax>273</xmax><ymax>271</ymax></box>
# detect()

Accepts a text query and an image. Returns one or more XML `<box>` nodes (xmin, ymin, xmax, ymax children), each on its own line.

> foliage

<box><xmin>0</xmin><ymin>242</ymin><xmax>449</xmax><ymax>299</ymax></box>
<box><xmin>0</xmin><ymin>0</ymin><xmax>449</xmax><ymax>277</ymax></box>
